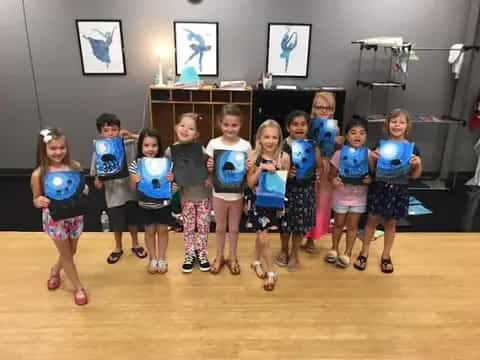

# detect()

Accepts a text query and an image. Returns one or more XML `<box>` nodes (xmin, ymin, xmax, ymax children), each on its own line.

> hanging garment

<box><xmin>466</xmin><ymin>138</ymin><xmax>480</xmax><ymax>187</ymax></box>
<box><xmin>448</xmin><ymin>43</ymin><xmax>465</xmax><ymax>79</ymax></box>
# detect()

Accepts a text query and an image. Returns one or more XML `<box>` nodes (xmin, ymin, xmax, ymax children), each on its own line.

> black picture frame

<box><xmin>173</xmin><ymin>21</ymin><xmax>219</xmax><ymax>76</ymax></box>
<box><xmin>266</xmin><ymin>23</ymin><xmax>312</xmax><ymax>78</ymax></box>
<box><xmin>76</xmin><ymin>19</ymin><xmax>127</xmax><ymax>75</ymax></box>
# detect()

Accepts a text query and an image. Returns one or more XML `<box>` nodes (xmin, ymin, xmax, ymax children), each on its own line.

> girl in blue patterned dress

<box><xmin>354</xmin><ymin>109</ymin><xmax>422</xmax><ymax>273</ymax></box>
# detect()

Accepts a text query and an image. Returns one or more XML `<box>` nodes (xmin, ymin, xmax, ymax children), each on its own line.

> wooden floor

<box><xmin>1</xmin><ymin>232</ymin><xmax>480</xmax><ymax>360</ymax></box>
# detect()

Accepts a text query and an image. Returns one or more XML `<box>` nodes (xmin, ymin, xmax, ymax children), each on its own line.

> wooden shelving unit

<box><xmin>149</xmin><ymin>86</ymin><xmax>253</xmax><ymax>147</ymax></box>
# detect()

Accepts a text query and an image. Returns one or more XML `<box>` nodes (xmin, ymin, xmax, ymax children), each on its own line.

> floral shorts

<box><xmin>42</xmin><ymin>208</ymin><xmax>84</xmax><ymax>241</ymax></box>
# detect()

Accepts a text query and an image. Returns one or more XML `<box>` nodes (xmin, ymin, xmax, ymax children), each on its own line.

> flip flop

<box><xmin>353</xmin><ymin>255</ymin><xmax>368</xmax><ymax>271</ymax></box>
<box><xmin>131</xmin><ymin>246</ymin><xmax>148</xmax><ymax>259</ymax></box>
<box><xmin>380</xmin><ymin>257</ymin><xmax>394</xmax><ymax>274</ymax></box>
<box><xmin>107</xmin><ymin>250</ymin><xmax>124</xmax><ymax>264</ymax></box>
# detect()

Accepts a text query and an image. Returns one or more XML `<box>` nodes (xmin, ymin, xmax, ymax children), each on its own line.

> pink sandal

<box><xmin>74</xmin><ymin>288</ymin><xmax>88</xmax><ymax>306</ymax></box>
<box><xmin>47</xmin><ymin>270</ymin><xmax>61</xmax><ymax>291</ymax></box>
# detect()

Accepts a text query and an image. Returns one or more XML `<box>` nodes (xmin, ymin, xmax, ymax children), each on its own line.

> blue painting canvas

<box><xmin>174</xmin><ymin>22</ymin><xmax>218</xmax><ymax>76</ymax></box>
<box><xmin>44</xmin><ymin>171</ymin><xmax>88</xmax><ymax>221</ymax></box>
<box><xmin>213</xmin><ymin>150</ymin><xmax>247</xmax><ymax>193</ymax></box>
<box><xmin>137</xmin><ymin>158</ymin><xmax>172</xmax><ymax>201</ymax></box>
<box><xmin>339</xmin><ymin>145</ymin><xmax>369</xmax><ymax>184</ymax></box>
<box><xmin>376</xmin><ymin>140</ymin><xmax>414</xmax><ymax>183</ymax></box>
<box><xmin>267</xmin><ymin>23</ymin><xmax>311</xmax><ymax>77</ymax></box>
<box><xmin>94</xmin><ymin>137</ymin><xmax>129</xmax><ymax>180</ymax></box>
<box><xmin>76</xmin><ymin>20</ymin><xmax>126</xmax><ymax>75</ymax></box>
<box><xmin>308</xmin><ymin>118</ymin><xmax>337</xmax><ymax>157</ymax></box>
<box><xmin>291</xmin><ymin>139</ymin><xmax>315</xmax><ymax>180</ymax></box>
<box><xmin>255</xmin><ymin>170</ymin><xmax>288</xmax><ymax>209</ymax></box>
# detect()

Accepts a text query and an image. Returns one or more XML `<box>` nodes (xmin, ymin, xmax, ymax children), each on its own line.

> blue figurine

<box><xmin>83</xmin><ymin>27</ymin><xmax>116</xmax><ymax>67</ymax></box>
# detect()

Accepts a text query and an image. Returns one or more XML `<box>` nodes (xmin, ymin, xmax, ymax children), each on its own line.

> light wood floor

<box><xmin>1</xmin><ymin>231</ymin><xmax>480</xmax><ymax>360</ymax></box>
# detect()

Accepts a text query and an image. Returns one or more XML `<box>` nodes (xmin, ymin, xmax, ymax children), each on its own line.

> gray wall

<box><xmin>1</xmin><ymin>0</ymin><xmax>480</xmax><ymax>172</ymax></box>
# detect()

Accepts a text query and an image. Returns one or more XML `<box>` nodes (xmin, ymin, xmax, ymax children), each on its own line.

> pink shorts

<box><xmin>42</xmin><ymin>208</ymin><xmax>84</xmax><ymax>241</ymax></box>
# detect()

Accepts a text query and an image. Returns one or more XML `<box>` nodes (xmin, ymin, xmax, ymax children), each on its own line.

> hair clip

<box><xmin>40</xmin><ymin>129</ymin><xmax>52</xmax><ymax>143</ymax></box>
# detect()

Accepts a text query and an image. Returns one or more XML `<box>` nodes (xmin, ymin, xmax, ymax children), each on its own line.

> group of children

<box><xmin>31</xmin><ymin>91</ymin><xmax>422</xmax><ymax>305</ymax></box>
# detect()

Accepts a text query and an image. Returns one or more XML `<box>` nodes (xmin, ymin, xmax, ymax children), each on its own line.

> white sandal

<box><xmin>157</xmin><ymin>259</ymin><xmax>168</xmax><ymax>274</ymax></box>
<box><xmin>336</xmin><ymin>254</ymin><xmax>350</xmax><ymax>268</ymax></box>
<box><xmin>148</xmin><ymin>259</ymin><xmax>158</xmax><ymax>274</ymax></box>
<box><xmin>324</xmin><ymin>250</ymin><xmax>338</xmax><ymax>264</ymax></box>
<box><xmin>263</xmin><ymin>272</ymin><xmax>278</xmax><ymax>291</ymax></box>
<box><xmin>250</xmin><ymin>261</ymin><xmax>267</xmax><ymax>279</ymax></box>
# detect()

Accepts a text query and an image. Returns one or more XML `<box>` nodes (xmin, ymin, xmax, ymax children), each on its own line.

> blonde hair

<box><xmin>36</xmin><ymin>128</ymin><xmax>77</xmax><ymax>182</ymax></box>
<box><xmin>311</xmin><ymin>91</ymin><xmax>336</xmax><ymax>118</ymax></box>
<box><xmin>384</xmin><ymin>108</ymin><xmax>412</xmax><ymax>139</ymax></box>
<box><xmin>253</xmin><ymin>119</ymin><xmax>283</xmax><ymax>161</ymax></box>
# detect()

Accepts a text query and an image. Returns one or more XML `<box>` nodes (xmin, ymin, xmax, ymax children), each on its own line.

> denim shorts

<box><xmin>332</xmin><ymin>203</ymin><xmax>366</xmax><ymax>214</ymax></box>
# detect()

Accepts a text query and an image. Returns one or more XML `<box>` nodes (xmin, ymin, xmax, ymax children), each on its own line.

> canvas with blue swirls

<box><xmin>308</xmin><ymin>118</ymin><xmax>337</xmax><ymax>157</ymax></box>
<box><xmin>339</xmin><ymin>145</ymin><xmax>369</xmax><ymax>185</ymax></box>
<box><xmin>44</xmin><ymin>171</ymin><xmax>88</xmax><ymax>221</ymax></box>
<box><xmin>94</xmin><ymin>137</ymin><xmax>128</xmax><ymax>180</ymax></box>
<box><xmin>376</xmin><ymin>140</ymin><xmax>414</xmax><ymax>183</ymax></box>
<box><xmin>291</xmin><ymin>139</ymin><xmax>316</xmax><ymax>181</ymax></box>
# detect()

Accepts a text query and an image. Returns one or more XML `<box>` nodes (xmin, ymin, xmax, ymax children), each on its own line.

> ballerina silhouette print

<box><xmin>83</xmin><ymin>27</ymin><xmax>116</xmax><ymax>68</ymax></box>
<box><xmin>280</xmin><ymin>29</ymin><xmax>298</xmax><ymax>72</ymax></box>
<box><xmin>183</xmin><ymin>28</ymin><xmax>212</xmax><ymax>72</ymax></box>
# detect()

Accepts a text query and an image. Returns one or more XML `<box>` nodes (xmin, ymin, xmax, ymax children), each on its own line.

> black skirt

<box><xmin>140</xmin><ymin>205</ymin><xmax>174</xmax><ymax>226</ymax></box>
<box><xmin>367</xmin><ymin>182</ymin><xmax>409</xmax><ymax>220</ymax></box>
<box><xmin>280</xmin><ymin>180</ymin><xmax>316</xmax><ymax>235</ymax></box>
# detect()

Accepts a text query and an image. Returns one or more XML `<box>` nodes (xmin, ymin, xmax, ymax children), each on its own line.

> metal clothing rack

<box><xmin>352</xmin><ymin>40</ymin><xmax>412</xmax><ymax>116</ymax></box>
<box><xmin>351</xmin><ymin>40</ymin><xmax>480</xmax><ymax>190</ymax></box>
<box><xmin>411</xmin><ymin>45</ymin><xmax>479</xmax><ymax>189</ymax></box>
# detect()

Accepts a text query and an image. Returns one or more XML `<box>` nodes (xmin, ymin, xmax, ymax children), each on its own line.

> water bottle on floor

<box><xmin>100</xmin><ymin>210</ymin><xmax>110</xmax><ymax>232</ymax></box>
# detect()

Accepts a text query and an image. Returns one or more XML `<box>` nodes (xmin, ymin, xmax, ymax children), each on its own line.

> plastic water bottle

<box><xmin>100</xmin><ymin>210</ymin><xmax>110</xmax><ymax>232</ymax></box>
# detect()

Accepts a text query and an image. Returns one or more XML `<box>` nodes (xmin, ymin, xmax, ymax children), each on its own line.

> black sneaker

<box><xmin>182</xmin><ymin>254</ymin><xmax>195</xmax><ymax>273</ymax></box>
<box><xmin>196</xmin><ymin>250</ymin><xmax>210</xmax><ymax>272</ymax></box>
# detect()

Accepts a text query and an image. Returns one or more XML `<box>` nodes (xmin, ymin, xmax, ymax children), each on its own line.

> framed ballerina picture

<box><xmin>266</xmin><ymin>23</ymin><xmax>311</xmax><ymax>78</ymax></box>
<box><xmin>76</xmin><ymin>19</ymin><xmax>126</xmax><ymax>75</ymax></box>
<box><xmin>174</xmin><ymin>21</ymin><xmax>218</xmax><ymax>76</ymax></box>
